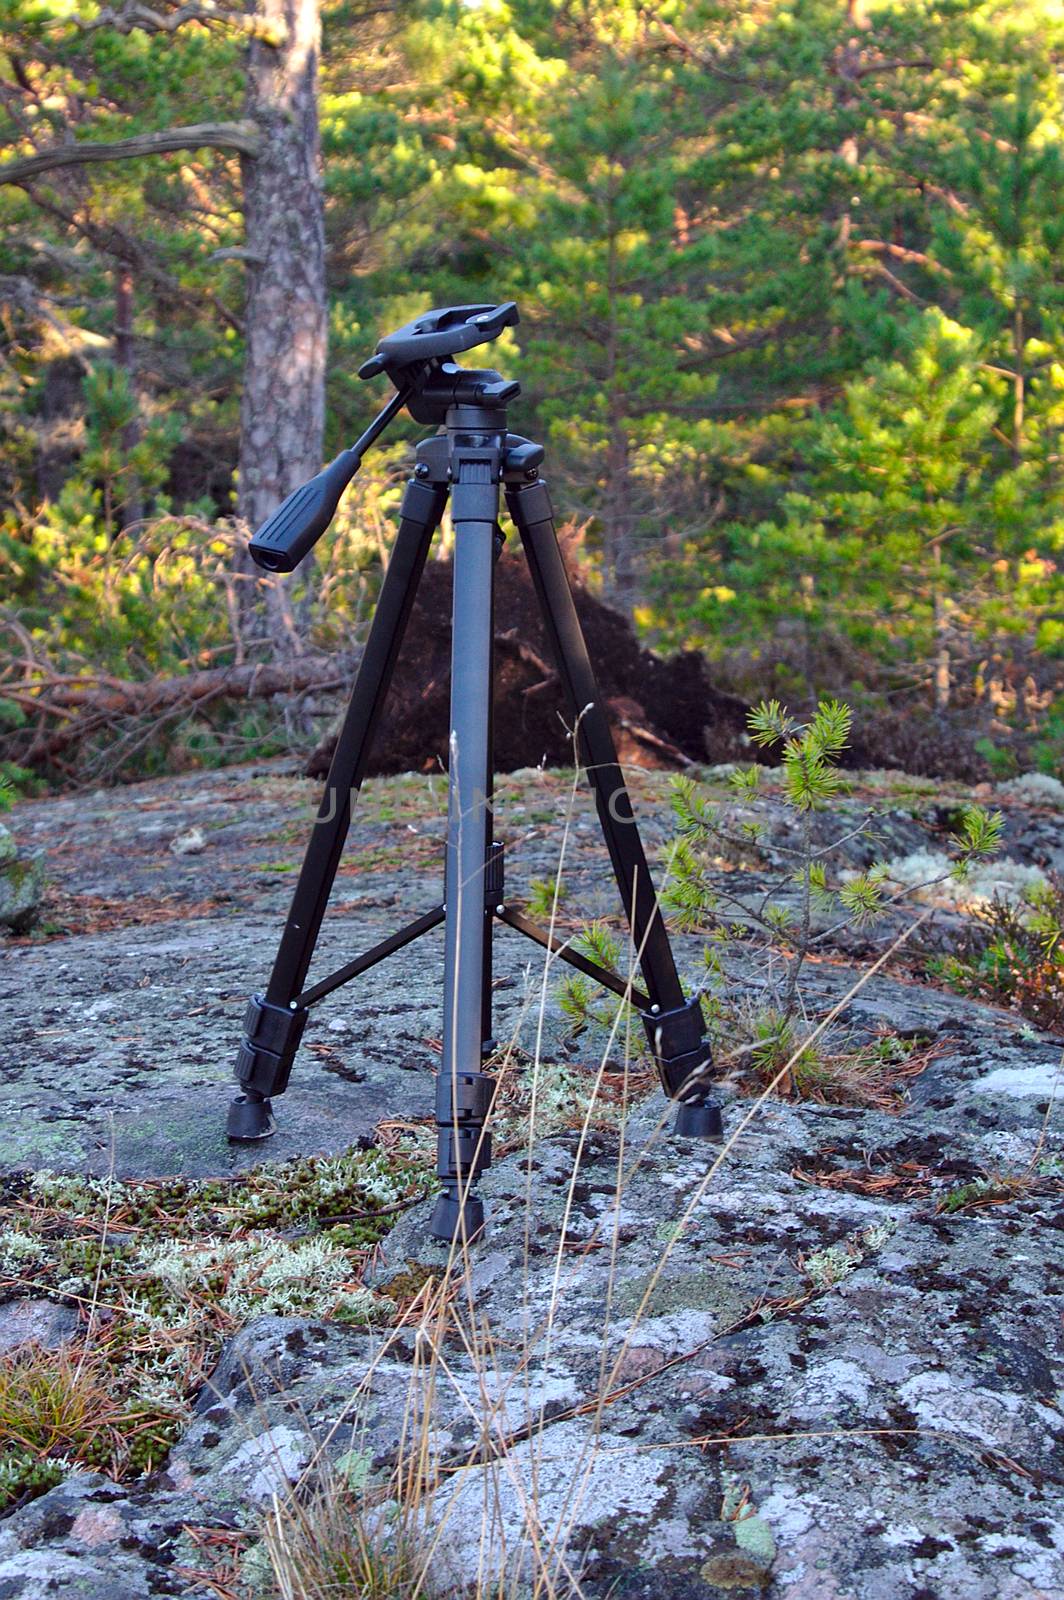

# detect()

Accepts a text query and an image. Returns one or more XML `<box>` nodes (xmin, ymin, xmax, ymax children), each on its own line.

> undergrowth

<box><xmin>560</xmin><ymin>700</ymin><xmax>1006</xmax><ymax>1107</ymax></box>
<box><xmin>737</xmin><ymin>1016</ymin><xmax>937</xmax><ymax>1109</ymax></box>
<box><xmin>0</xmin><ymin>1146</ymin><xmax>429</xmax><ymax>1512</ymax></box>
<box><xmin>927</xmin><ymin>876</ymin><xmax>1064</xmax><ymax>1032</ymax></box>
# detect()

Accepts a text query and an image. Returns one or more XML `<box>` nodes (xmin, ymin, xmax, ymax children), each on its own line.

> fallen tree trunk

<box><xmin>9</xmin><ymin>656</ymin><xmax>344</xmax><ymax>716</ymax></box>
<box><xmin>7</xmin><ymin>656</ymin><xmax>348</xmax><ymax>766</ymax></box>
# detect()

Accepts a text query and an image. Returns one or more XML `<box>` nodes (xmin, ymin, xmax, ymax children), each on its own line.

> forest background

<box><xmin>0</xmin><ymin>0</ymin><xmax>1062</xmax><ymax>790</ymax></box>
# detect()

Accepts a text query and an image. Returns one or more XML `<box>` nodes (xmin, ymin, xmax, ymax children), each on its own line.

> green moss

<box><xmin>938</xmin><ymin>1177</ymin><xmax>1018</xmax><ymax>1213</ymax></box>
<box><xmin>615</xmin><ymin>1268</ymin><xmax>750</xmax><ymax>1323</ymax></box>
<box><xmin>378</xmin><ymin>1261</ymin><xmax>440</xmax><ymax>1304</ymax></box>
<box><xmin>0</xmin><ymin>1141</ymin><xmax>431</xmax><ymax>1513</ymax></box>
<box><xmin>0</xmin><ymin>1450</ymin><xmax>67</xmax><ymax>1512</ymax></box>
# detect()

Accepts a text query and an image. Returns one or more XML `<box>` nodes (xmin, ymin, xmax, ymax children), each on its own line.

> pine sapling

<box><xmin>666</xmin><ymin>699</ymin><xmax>1004</xmax><ymax>1029</ymax></box>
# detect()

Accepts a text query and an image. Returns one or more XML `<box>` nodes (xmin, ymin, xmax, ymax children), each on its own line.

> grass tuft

<box><xmin>258</xmin><ymin>1466</ymin><xmax>433</xmax><ymax>1600</ymax></box>
<box><xmin>0</xmin><ymin>1340</ymin><xmax>141</xmax><ymax>1499</ymax></box>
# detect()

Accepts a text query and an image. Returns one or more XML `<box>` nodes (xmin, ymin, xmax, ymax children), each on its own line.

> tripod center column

<box><xmin>432</xmin><ymin>401</ymin><xmax>508</xmax><ymax>1242</ymax></box>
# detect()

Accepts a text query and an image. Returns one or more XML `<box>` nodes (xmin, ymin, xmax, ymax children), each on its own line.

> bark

<box><xmin>601</xmin><ymin>216</ymin><xmax>637</xmax><ymax>615</ymax></box>
<box><xmin>1013</xmin><ymin>306</ymin><xmax>1025</xmax><ymax>463</ymax></box>
<box><xmin>114</xmin><ymin>265</ymin><xmax>143</xmax><ymax>529</ymax></box>
<box><xmin>237</xmin><ymin>0</ymin><xmax>327</xmax><ymax>654</ymax></box>
<box><xmin>932</xmin><ymin>542</ymin><xmax>950</xmax><ymax>711</ymax></box>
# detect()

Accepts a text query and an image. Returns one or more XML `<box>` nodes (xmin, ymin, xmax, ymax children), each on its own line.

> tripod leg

<box><xmin>481</xmin><ymin>527</ymin><xmax>506</xmax><ymax>1059</ymax></box>
<box><xmin>506</xmin><ymin>475</ymin><xmax>720</xmax><ymax>1138</ymax></box>
<box><xmin>429</xmin><ymin>455</ymin><xmax>504</xmax><ymax>1241</ymax></box>
<box><xmin>228</xmin><ymin>476</ymin><xmax>446</xmax><ymax>1140</ymax></box>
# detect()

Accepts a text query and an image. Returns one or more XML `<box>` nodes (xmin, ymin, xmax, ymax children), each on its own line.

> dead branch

<box><xmin>494</xmin><ymin>628</ymin><xmax>557</xmax><ymax>694</ymax></box>
<box><xmin>26</xmin><ymin>190</ymin><xmax>245</xmax><ymax>336</ymax></box>
<box><xmin>56</xmin><ymin>1</ymin><xmax>286</xmax><ymax>43</ymax></box>
<box><xmin>0</xmin><ymin>122</ymin><xmax>261</xmax><ymax>189</ymax></box>
<box><xmin>854</xmin><ymin>239</ymin><xmax>943</xmax><ymax>271</ymax></box>
<box><xmin>6</xmin><ymin>656</ymin><xmax>347</xmax><ymax>766</ymax></box>
<box><xmin>0</xmin><ymin>274</ymin><xmax>99</xmax><ymax>365</ymax></box>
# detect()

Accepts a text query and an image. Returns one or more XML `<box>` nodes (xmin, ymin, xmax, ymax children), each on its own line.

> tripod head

<box><xmin>248</xmin><ymin>302</ymin><xmax>520</xmax><ymax>573</ymax></box>
<box><xmin>358</xmin><ymin>301</ymin><xmax>518</xmax><ymax>383</ymax></box>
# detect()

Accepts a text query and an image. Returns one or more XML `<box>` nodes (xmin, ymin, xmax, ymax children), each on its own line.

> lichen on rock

<box><xmin>0</xmin><ymin>821</ymin><xmax>44</xmax><ymax>932</ymax></box>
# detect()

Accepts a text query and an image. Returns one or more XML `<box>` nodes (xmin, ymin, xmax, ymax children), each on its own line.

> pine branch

<box><xmin>0</xmin><ymin>274</ymin><xmax>101</xmax><ymax>362</ymax></box>
<box><xmin>27</xmin><ymin>189</ymin><xmax>245</xmax><ymax>335</ymax></box>
<box><xmin>645</xmin><ymin>17</ymin><xmax>752</xmax><ymax>86</ymax></box>
<box><xmin>851</xmin><ymin>57</ymin><xmax>935</xmax><ymax>80</ymax></box>
<box><xmin>861</xmin><ymin>259</ymin><xmax>929</xmax><ymax>307</ymax></box>
<box><xmin>0</xmin><ymin>122</ymin><xmax>261</xmax><ymax>187</ymax></box>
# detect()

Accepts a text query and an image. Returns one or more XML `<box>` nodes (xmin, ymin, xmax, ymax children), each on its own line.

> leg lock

<box><xmin>642</xmin><ymin>995</ymin><xmax>704</xmax><ymax>1063</ymax></box>
<box><xmin>484</xmin><ymin>841</ymin><xmax>505</xmax><ymax>904</ymax></box>
<box><xmin>643</xmin><ymin>997</ymin><xmax>715</xmax><ymax>1102</ymax></box>
<box><xmin>437</xmin><ymin>1126</ymin><xmax>492</xmax><ymax>1182</ymax></box>
<box><xmin>658</xmin><ymin>1044</ymin><xmax>715</xmax><ymax>1103</ymax></box>
<box><xmin>436</xmin><ymin>1071</ymin><xmax>496</xmax><ymax>1124</ymax></box>
<box><xmin>234</xmin><ymin>995</ymin><xmax>307</xmax><ymax>1099</ymax></box>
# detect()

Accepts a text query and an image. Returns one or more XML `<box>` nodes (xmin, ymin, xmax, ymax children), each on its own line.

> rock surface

<box><xmin>0</xmin><ymin>1297</ymin><xmax>79</xmax><ymax>1356</ymax></box>
<box><xmin>1</xmin><ymin>759</ymin><xmax>1058</xmax><ymax>1180</ymax></box>
<box><xmin>0</xmin><ymin>760</ymin><xmax>1061</xmax><ymax>1597</ymax></box>
<box><xmin>0</xmin><ymin>822</ymin><xmax>44</xmax><ymax>934</ymax></box>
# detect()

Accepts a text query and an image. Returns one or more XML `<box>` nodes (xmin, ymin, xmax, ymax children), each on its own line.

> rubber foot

<box><xmin>674</xmin><ymin>1100</ymin><xmax>723</xmax><ymax>1141</ymax></box>
<box><xmin>227</xmin><ymin>1094</ymin><xmax>276</xmax><ymax>1141</ymax></box>
<box><xmin>429</xmin><ymin>1191</ymin><xmax>486</xmax><ymax>1244</ymax></box>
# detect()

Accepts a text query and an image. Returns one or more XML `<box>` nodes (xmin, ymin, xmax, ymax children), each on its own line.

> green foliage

<box><xmin>558</xmin><ymin>920</ymin><xmax>637</xmax><ymax>1034</ymax></box>
<box><xmin>664</xmin><ymin>698</ymin><xmax>1005</xmax><ymax>1022</ymax></box>
<box><xmin>837</xmin><ymin>866</ymin><xmax>891</xmax><ymax>928</ymax></box>
<box><xmin>1</xmin><ymin>0</ymin><xmax>1063</xmax><ymax>783</ymax></box>
<box><xmin>749</xmin><ymin>698</ymin><xmax>853</xmax><ymax>812</ymax></box>
<box><xmin>950</xmin><ymin>804</ymin><xmax>1006</xmax><ymax>863</ymax></box>
<box><xmin>77</xmin><ymin>363</ymin><xmax>181</xmax><ymax>537</ymax></box>
<box><xmin>527</xmin><ymin>875</ymin><xmax>565</xmax><ymax>922</ymax></box>
<box><xmin>928</xmin><ymin>875</ymin><xmax>1064</xmax><ymax>1031</ymax></box>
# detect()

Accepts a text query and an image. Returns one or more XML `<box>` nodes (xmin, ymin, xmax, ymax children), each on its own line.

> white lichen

<box><xmin>997</xmin><ymin>772</ymin><xmax>1064</xmax><ymax>810</ymax></box>
<box><xmin>28</xmin><ymin>1173</ymin><xmax>113</xmax><ymax>1208</ymax></box>
<box><xmin>307</xmin><ymin>1152</ymin><xmax>410</xmax><ymax>1209</ymax></box>
<box><xmin>803</xmin><ymin>1219</ymin><xmax>896</xmax><ymax>1291</ymax></box>
<box><xmin>867</xmin><ymin>850</ymin><xmax>1048</xmax><ymax>912</ymax></box>
<box><xmin>135</xmin><ymin>1228</ymin><xmax>371</xmax><ymax>1318</ymax></box>
<box><xmin>0</xmin><ymin>1229</ymin><xmax>48</xmax><ymax>1274</ymax></box>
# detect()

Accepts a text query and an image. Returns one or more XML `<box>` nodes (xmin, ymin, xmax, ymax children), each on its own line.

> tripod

<box><xmin>227</xmin><ymin>302</ymin><xmax>722</xmax><ymax>1242</ymax></box>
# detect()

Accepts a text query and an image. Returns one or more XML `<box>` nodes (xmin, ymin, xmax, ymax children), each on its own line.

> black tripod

<box><xmin>227</xmin><ymin>302</ymin><xmax>722</xmax><ymax>1242</ymax></box>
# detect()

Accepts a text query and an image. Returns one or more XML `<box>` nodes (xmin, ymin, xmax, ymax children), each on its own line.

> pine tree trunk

<box><xmin>601</xmin><ymin>216</ymin><xmax>636</xmax><ymax>616</ymax></box>
<box><xmin>603</xmin><ymin>416</ymin><xmax>636</xmax><ymax>615</ymax></box>
<box><xmin>237</xmin><ymin>0</ymin><xmax>326</xmax><ymax>652</ymax></box>
<box><xmin>1012</xmin><ymin>306</ymin><xmax>1025</xmax><ymax>463</ymax></box>
<box><xmin>932</xmin><ymin>542</ymin><xmax>951</xmax><ymax>711</ymax></box>
<box><xmin>114</xmin><ymin>266</ymin><xmax>143</xmax><ymax>531</ymax></box>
